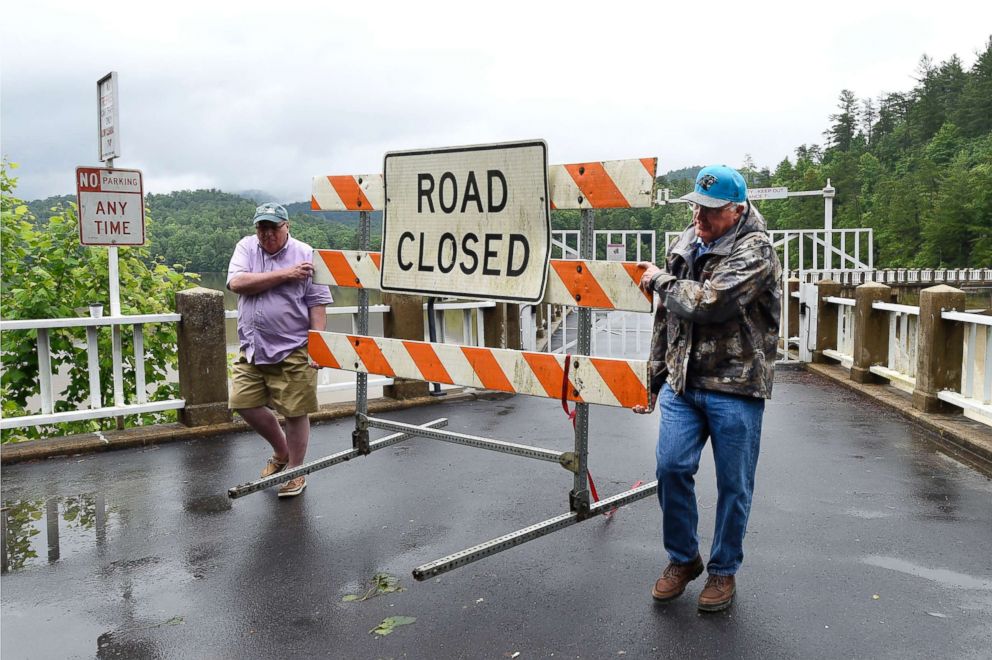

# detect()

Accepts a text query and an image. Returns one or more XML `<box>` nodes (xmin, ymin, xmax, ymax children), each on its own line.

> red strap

<box><xmin>561</xmin><ymin>354</ymin><xmax>642</xmax><ymax>512</ymax></box>
<box><xmin>587</xmin><ymin>469</ymin><xmax>600</xmax><ymax>502</ymax></box>
<box><xmin>561</xmin><ymin>354</ymin><xmax>577</xmax><ymax>428</ymax></box>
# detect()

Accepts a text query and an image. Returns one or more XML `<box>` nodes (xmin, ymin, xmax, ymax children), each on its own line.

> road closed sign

<box><xmin>380</xmin><ymin>141</ymin><xmax>550</xmax><ymax>302</ymax></box>
<box><xmin>75</xmin><ymin>167</ymin><xmax>145</xmax><ymax>246</ymax></box>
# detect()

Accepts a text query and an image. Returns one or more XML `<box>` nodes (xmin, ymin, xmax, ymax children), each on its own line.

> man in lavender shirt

<box><xmin>227</xmin><ymin>202</ymin><xmax>333</xmax><ymax>498</ymax></box>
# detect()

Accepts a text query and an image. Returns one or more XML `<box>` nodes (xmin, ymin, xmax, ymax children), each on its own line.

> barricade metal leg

<box><xmin>569</xmin><ymin>208</ymin><xmax>594</xmax><ymax>516</ymax></box>
<box><xmin>413</xmin><ymin>481</ymin><xmax>659</xmax><ymax>581</ymax></box>
<box><xmin>353</xmin><ymin>210</ymin><xmax>371</xmax><ymax>454</ymax></box>
<box><xmin>362</xmin><ymin>415</ymin><xmax>575</xmax><ymax>468</ymax></box>
<box><xmin>228</xmin><ymin>418</ymin><xmax>448</xmax><ymax>498</ymax></box>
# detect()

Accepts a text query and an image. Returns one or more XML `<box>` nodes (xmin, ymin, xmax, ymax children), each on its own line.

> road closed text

<box><xmin>381</xmin><ymin>142</ymin><xmax>550</xmax><ymax>302</ymax></box>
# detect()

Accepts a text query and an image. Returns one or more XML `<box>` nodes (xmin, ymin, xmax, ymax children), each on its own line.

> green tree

<box><xmin>1</xmin><ymin>161</ymin><xmax>197</xmax><ymax>443</ymax></box>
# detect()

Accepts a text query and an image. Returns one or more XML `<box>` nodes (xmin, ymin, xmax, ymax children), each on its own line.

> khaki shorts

<box><xmin>229</xmin><ymin>346</ymin><xmax>318</xmax><ymax>417</ymax></box>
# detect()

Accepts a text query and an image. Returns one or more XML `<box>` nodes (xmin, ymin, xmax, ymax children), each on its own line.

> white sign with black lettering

<box><xmin>76</xmin><ymin>166</ymin><xmax>145</xmax><ymax>246</ymax></box>
<box><xmin>97</xmin><ymin>72</ymin><xmax>120</xmax><ymax>162</ymax></box>
<box><xmin>748</xmin><ymin>186</ymin><xmax>788</xmax><ymax>200</ymax></box>
<box><xmin>380</xmin><ymin>141</ymin><xmax>550</xmax><ymax>302</ymax></box>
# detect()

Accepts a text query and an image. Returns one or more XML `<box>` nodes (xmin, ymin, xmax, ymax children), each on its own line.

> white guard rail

<box><xmin>0</xmin><ymin>314</ymin><xmax>185</xmax><ymax>430</ymax></box>
<box><xmin>938</xmin><ymin>311</ymin><xmax>992</xmax><ymax>420</ymax></box>
<box><xmin>821</xmin><ymin>296</ymin><xmax>856</xmax><ymax>368</ymax></box>
<box><xmin>868</xmin><ymin>302</ymin><xmax>919</xmax><ymax>393</ymax></box>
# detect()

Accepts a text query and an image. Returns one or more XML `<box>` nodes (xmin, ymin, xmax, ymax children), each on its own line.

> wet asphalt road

<box><xmin>2</xmin><ymin>368</ymin><xmax>991</xmax><ymax>659</ymax></box>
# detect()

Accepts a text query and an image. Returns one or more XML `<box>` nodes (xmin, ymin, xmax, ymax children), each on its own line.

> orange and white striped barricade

<box><xmin>230</xmin><ymin>153</ymin><xmax>663</xmax><ymax>582</ymax></box>
<box><xmin>310</xmin><ymin>174</ymin><xmax>384</xmax><ymax>212</ymax></box>
<box><xmin>548</xmin><ymin>158</ymin><xmax>657</xmax><ymax>210</ymax></box>
<box><xmin>312</xmin><ymin>249</ymin><xmax>652</xmax><ymax>312</ymax></box>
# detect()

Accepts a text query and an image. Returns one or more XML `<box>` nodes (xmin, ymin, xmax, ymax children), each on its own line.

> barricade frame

<box><xmin>228</xmin><ymin>158</ymin><xmax>661</xmax><ymax>580</ymax></box>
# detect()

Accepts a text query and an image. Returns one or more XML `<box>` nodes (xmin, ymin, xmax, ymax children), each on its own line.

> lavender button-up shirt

<box><xmin>227</xmin><ymin>234</ymin><xmax>333</xmax><ymax>365</ymax></box>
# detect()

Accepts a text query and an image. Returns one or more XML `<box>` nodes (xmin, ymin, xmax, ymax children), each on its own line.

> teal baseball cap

<box><xmin>681</xmin><ymin>165</ymin><xmax>748</xmax><ymax>207</ymax></box>
<box><xmin>253</xmin><ymin>202</ymin><xmax>289</xmax><ymax>225</ymax></box>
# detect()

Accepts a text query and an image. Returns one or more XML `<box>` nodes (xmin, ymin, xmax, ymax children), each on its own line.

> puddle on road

<box><xmin>863</xmin><ymin>555</ymin><xmax>992</xmax><ymax>590</ymax></box>
<box><xmin>1</xmin><ymin>494</ymin><xmax>113</xmax><ymax>573</ymax></box>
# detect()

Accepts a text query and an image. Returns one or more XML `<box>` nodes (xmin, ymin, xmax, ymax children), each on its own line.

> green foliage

<box><xmin>767</xmin><ymin>37</ymin><xmax>992</xmax><ymax>268</ymax></box>
<box><xmin>1</xmin><ymin>161</ymin><xmax>197</xmax><ymax>442</ymax></box>
<box><xmin>369</xmin><ymin>616</ymin><xmax>416</xmax><ymax>636</ymax></box>
<box><xmin>342</xmin><ymin>572</ymin><xmax>406</xmax><ymax>602</ymax></box>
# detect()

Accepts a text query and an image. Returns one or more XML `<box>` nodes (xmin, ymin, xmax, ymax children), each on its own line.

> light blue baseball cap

<box><xmin>680</xmin><ymin>165</ymin><xmax>748</xmax><ymax>207</ymax></box>
<box><xmin>253</xmin><ymin>202</ymin><xmax>289</xmax><ymax>225</ymax></box>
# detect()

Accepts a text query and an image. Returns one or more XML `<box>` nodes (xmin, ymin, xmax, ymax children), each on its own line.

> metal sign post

<box><xmin>569</xmin><ymin>208</ymin><xmax>595</xmax><ymax>516</ymax></box>
<box><xmin>352</xmin><ymin>209</ymin><xmax>372</xmax><ymax>453</ymax></box>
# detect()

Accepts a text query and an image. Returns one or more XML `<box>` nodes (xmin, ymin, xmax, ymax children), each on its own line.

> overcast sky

<box><xmin>2</xmin><ymin>1</ymin><xmax>990</xmax><ymax>202</ymax></box>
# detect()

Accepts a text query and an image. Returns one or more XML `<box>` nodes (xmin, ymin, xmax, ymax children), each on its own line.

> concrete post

<box><xmin>483</xmin><ymin>303</ymin><xmax>506</xmax><ymax>348</ymax></box>
<box><xmin>535</xmin><ymin>304</ymin><xmax>546</xmax><ymax>340</ymax></box>
<box><xmin>176</xmin><ymin>287</ymin><xmax>232</xmax><ymax>426</ymax></box>
<box><xmin>812</xmin><ymin>280</ymin><xmax>842</xmax><ymax>364</ymax></box>
<box><xmin>850</xmin><ymin>282</ymin><xmax>891</xmax><ymax>383</ymax></box>
<box><xmin>913</xmin><ymin>285</ymin><xmax>966</xmax><ymax>413</ymax></box>
<box><xmin>382</xmin><ymin>292</ymin><xmax>429</xmax><ymax>400</ymax></box>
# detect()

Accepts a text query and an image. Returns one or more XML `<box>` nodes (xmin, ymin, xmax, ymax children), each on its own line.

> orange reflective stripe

<box><xmin>589</xmin><ymin>358</ymin><xmax>646</xmax><ymax>408</ymax></box>
<box><xmin>522</xmin><ymin>352</ymin><xmax>583</xmax><ymax>402</ymax></box>
<box><xmin>318</xmin><ymin>250</ymin><xmax>361</xmax><ymax>287</ymax></box>
<box><xmin>550</xmin><ymin>260</ymin><xmax>615</xmax><ymax>309</ymax></box>
<box><xmin>564</xmin><ymin>163</ymin><xmax>629</xmax><ymax>208</ymax></box>
<box><xmin>307</xmin><ymin>332</ymin><xmax>340</xmax><ymax>369</ymax></box>
<box><xmin>403</xmin><ymin>341</ymin><xmax>453</xmax><ymax>384</ymax></box>
<box><xmin>640</xmin><ymin>157</ymin><xmax>657</xmax><ymax>176</ymax></box>
<box><xmin>622</xmin><ymin>262</ymin><xmax>653</xmax><ymax>302</ymax></box>
<box><xmin>327</xmin><ymin>176</ymin><xmax>373</xmax><ymax>211</ymax></box>
<box><xmin>460</xmin><ymin>346</ymin><xmax>514</xmax><ymax>392</ymax></box>
<box><xmin>350</xmin><ymin>336</ymin><xmax>395</xmax><ymax>377</ymax></box>
<box><xmin>369</xmin><ymin>252</ymin><xmax>382</xmax><ymax>269</ymax></box>
<box><xmin>310</xmin><ymin>194</ymin><xmax>321</xmax><ymax>211</ymax></box>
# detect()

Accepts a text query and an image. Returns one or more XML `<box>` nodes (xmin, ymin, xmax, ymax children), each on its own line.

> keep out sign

<box><xmin>380</xmin><ymin>141</ymin><xmax>550</xmax><ymax>302</ymax></box>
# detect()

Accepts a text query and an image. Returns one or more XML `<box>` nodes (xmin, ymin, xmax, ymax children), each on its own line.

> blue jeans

<box><xmin>655</xmin><ymin>384</ymin><xmax>764</xmax><ymax>576</ymax></box>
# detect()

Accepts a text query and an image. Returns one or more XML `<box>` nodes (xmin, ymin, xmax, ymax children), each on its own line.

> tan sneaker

<box><xmin>260</xmin><ymin>455</ymin><xmax>288</xmax><ymax>478</ymax></box>
<box><xmin>698</xmin><ymin>574</ymin><xmax>736</xmax><ymax>612</ymax></box>
<box><xmin>651</xmin><ymin>555</ymin><xmax>704</xmax><ymax>602</ymax></box>
<box><xmin>277</xmin><ymin>476</ymin><xmax>306</xmax><ymax>498</ymax></box>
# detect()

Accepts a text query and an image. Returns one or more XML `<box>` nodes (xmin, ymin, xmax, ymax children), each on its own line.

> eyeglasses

<box><xmin>691</xmin><ymin>202</ymin><xmax>734</xmax><ymax>216</ymax></box>
<box><xmin>256</xmin><ymin>222</ymin><xmax>286</xmax><ymax>233</ymax></box>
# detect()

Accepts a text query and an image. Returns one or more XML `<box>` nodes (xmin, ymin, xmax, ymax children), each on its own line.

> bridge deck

<box><xmin>2</xmin><ymin>368</ymin><xmax>991</xmax><ymax>658</ymax></box>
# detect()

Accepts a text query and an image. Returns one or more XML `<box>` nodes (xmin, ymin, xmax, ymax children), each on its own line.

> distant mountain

<box><xmin>233</xmin><ymin>189</ymin><xmax>275</xmax><ymax>204</ymax></box>
<box><xmin>659</xmin><ymin>166</ymin><xmax>703</xmax><ymax>184</ymax></box>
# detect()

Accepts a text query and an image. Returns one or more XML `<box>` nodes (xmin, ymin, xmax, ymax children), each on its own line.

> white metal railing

<box><xmin>591</xmin><ymin>230</ymin><xmax>656</xmax><ymax>358</ymax></box>
<box><xmin>938</xmin><ymin>310</ymin><xmax>992</xmax><ymax>420</ymax></box>
<box><xmin>795</xmin><ymin>267</ymin><xmax>992</xmax><ymax>286</ymax></box>
<box><xmin>821</xmin><ymin>296</ymin><xmax>856</xmax><ymax>367</ymax></box>
<box><xmin>543</xmin><ymin>230</ymin><xmax>657</xmax><ymax>357</ymax></box>
<box><xmin>868</xmin><ymin>302</ymin><xmax>920</xmax><ymax>392</ymax></box>
<box><xmin>0</xmin><ymin>314</ymin><xmax>185</xmax><ymax>430</ymax></box>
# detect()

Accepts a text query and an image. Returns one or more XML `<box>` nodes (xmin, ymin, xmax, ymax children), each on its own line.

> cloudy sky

<box><xmin>2</xmin><ymin>1</ymin><xmax>990</xmax><ymax>202</ymax></box>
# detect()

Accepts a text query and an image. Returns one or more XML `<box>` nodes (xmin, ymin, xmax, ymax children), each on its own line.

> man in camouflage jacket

<box><xmin>634</xmin><ymin>165</ymin><xmax>781</xmax><ymax>612</ymax></box>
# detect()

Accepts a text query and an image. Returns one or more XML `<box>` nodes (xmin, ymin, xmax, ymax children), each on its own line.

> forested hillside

<box><xmin>27</xmin><ymin>191</ymin><xmax>371</xmax><ymax>272</ymax></box>
<box><xmin>21</xmin><ymin>38</ymin><xmax>991</xmax><ymax>270</ymax></box>
<box><xmin>754</xmin><ymin>39</ymin><xmax>992</xmax><ymax>267</ymax></box>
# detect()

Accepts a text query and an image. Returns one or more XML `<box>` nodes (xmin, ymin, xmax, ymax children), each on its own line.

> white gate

<box><xmin>798</xmin><ymin>282</ymin><xmax>818</xmax><ymax>362</ymax></box>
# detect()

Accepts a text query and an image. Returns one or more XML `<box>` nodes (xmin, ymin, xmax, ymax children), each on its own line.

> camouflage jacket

<box><xmin>647</xmin><ymin>204</ymin><xmax>781</xmax><ymax>399</ymax></box>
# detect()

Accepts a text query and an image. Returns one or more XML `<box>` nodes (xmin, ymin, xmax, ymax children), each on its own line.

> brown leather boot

<box><xmin>697</xmin><ymin>574</ymin><xmax>736</xmax><ymax>612</ymax></box>
<box><xmin>651</xmin><ymin>555</ymin><xmax>704</xmax><ymax>602</ymax></box>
